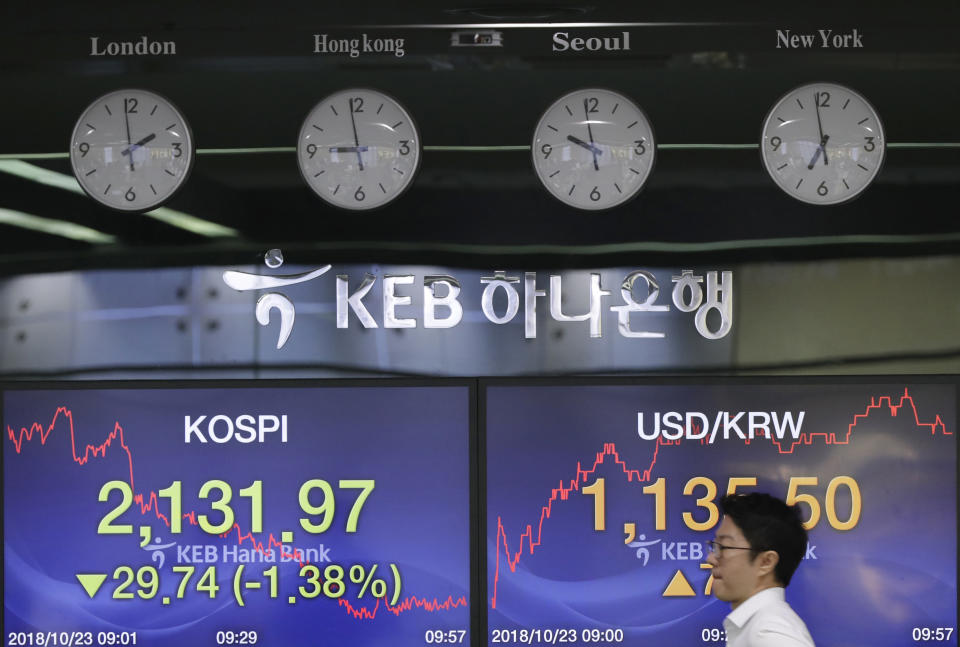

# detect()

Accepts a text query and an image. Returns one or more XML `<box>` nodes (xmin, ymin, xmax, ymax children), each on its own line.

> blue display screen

<box><xmin>4</xmin><ymin>384</ymin><xmax>472</xmax><ymax>647</ymax></box>
<box><xmin>485</xmin><ymin>382</ymin><xmax>958</xmax><ymax>647</ymax></box>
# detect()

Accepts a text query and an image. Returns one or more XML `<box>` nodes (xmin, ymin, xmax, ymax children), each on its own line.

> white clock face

<box><xmin>70</xmin><ymin>89</ymin><xmax>194</xmax><ymax>211</ymax></box>
<box><xmin>761</xmin><ymin>83</ymin><xmax>885</xmax><ymax>205</ymax></box>
<box><xmin>532</xmin><ymin>88</ymin><xmax>656</xmax><ymax>211</ymax></box>
<box><xmin>297</xmin><ymin>88</ymin><xmax>421</xmax><ymax>210</ymax></box>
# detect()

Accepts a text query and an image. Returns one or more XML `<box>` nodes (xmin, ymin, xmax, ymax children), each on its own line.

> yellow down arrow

<box><xmin>76</xmin><ymin>573</ymin><xmax>108</xmax><ymax>598</ymax></box>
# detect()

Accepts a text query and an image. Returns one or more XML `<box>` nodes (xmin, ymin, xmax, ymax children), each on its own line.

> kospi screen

<box><xmin>4</xmin><ymin>382</ymin><xmax>473</xmax><ymax>647</ymax></box>
<box><xmin>484</xmin><ymin>380</ymin><xmax>958</xmax><ymax>647</ymax></box>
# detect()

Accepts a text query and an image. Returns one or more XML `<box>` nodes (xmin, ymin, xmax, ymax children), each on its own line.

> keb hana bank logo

<box><xmin>223</xmin><ymin>250</ymin><xmax>733</xmax><ymax>349</ymax></box>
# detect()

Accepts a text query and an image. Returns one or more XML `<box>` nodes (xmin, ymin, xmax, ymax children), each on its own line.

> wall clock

<box><xmin>297</xmin><ymin>88</ymin><xmax>421</xmax><ymax>210</ymax></box>
<box><xmin>760</xmin><ymin>82</ymin><xmax>885</xmax><ymax>205</ymax></box>
<box><xmin>531</xmin><ymin>88</ymin><xmax>656</xmax><ymax>210</ymax></box>
<box><xmin>70</xmin><ymin>89</ymin><xmax>194</xmax><ymax>211</ymax></box>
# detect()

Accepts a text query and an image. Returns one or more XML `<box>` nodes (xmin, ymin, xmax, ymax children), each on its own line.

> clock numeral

<box><xmin>399</xmin><ymin>140</ymin><xmax>411</xmax><ymax>156</ymax></box>
<box><xmin>125</xmin><ymin>187</ymin><xmax>136</xmax><ymax>202</ymax></box>
<box><xmin>171</xmin><ymin>143</ymin><xmax>183</xmax><ymax>158</ymax></box>
<box><xmin>306</xmin><ymin>143</ymin><xmax>318</xmax><ymax>159</ymax></box>
<box><xmin>586</xmin><ymin>97</ymin><xmax>599</xmax><ymax>114</ymax></box>
<box><xmin>770</xmin><ymin>136</ymin><xmax>782</xmax><ymax>150</ymax></box>
<box><xmin>815</xmin><ymin>91</ymin><xmax>830</xmax><ymax>108</ymax></box>
<box><xmin>817</xmin><ymin>181</ymin><xmax>828</xmax><ymax>196</ymax></box>
<box><xmin>354</xmin><ymin>186</ymin><xmax>365</xmax><ymax>202</ymax></box>
<box><xmin>541</xmin><ymin>143</ymin><xmax>553</xmax><ymax>159</ymax></box>
<box><xmin>633</xmin><ymin>139</ymin><xmax>646</xmax><ymax>155</ymax></box>
<box><xmin>78</xmin><ymin>142</ymin><xmax>90</xmax><ymax>157</ymax></box>
<box><xmin>589</xmin><ymin>187</ymin><xmax>601</xmax><ymax>202</ymax></box>
<box><xmin>863</xmin><ymin>136</ymin><xmax>876</xmax><ymax>152</ymax></box>
<box><xmin>124</xmin><ymin>98</ymin><xmax>139</xmax><ymax>114</ymax></box>
<box><xmin>351</xmin><ymin>97</ymin><xmax>364</xmax><ymax>113</ymax></box>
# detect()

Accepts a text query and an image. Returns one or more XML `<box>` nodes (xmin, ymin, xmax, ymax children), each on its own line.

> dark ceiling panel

<box><xmin>0</xmin><ymin>1</ymin><xmax>957</xmax><ymax>272</ymax></box>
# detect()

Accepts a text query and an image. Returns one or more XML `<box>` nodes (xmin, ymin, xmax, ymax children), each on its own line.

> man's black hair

<box><xmin>719</xmin><ymin>492</ymin><xmax>808</xmax><ymax>586</ymax></box>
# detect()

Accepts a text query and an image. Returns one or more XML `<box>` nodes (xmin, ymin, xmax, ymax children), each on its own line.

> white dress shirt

<box><xmin>723</xmin><ymin>587</ymin><xmax>815</xmax><ymax>647</ymax></box>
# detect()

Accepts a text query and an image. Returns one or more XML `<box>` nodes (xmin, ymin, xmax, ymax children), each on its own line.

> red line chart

<box><xmin>338</xmin><ymin>595</ymin><xmax>469</xmax><ymax>619</ymax></box>
<box><xmin>766</xmin><ymin>388</ymin><xmax>950</xmax><ymax>453</ymax></box>
<box><xmin>6</xmin><ymin>405</ymin><xmax>467</xmax><ymax>618</ymax></box>
<box><xmin>490</xmin><ymin>388</ymin><xmax>950</xmax><ymax>608</ymax></box>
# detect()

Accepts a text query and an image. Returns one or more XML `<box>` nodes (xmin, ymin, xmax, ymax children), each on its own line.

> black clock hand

<box><xmin>121</xmin><ymin>133</ymin><xmax>156</xmax><ymax>158</ymax></box>
<box><xmin>807</xmin><ymin>134</ymin><xmax>830</xmax><ymax>170</ymax></box>
<box><xmin>123</xmin><ymin>102</ymin><xmax>135</xmax><ymax>172</ymax></box>
<box><xmin>584</xmin><ymin>99</ymin><xmax>599</xmax><ymax>171</ymax></box>
<box><xmin>329</xmin><ymin>146</ymin><xmax>370</xmax><ymax>153</ymax></box>
<box><xmin>814</xmin><ymin>93</ymin><xmax>829</xmax><ymax>166</ymax></box>
<box><xmin>348</xmin><ymin>98</ymin><xmax>364</xmax><ymax>171</ymax></box>
<box><xmin>566</xmin><ymin>135</ymin><xmax>602</xmax><ymax>157</ymax></box>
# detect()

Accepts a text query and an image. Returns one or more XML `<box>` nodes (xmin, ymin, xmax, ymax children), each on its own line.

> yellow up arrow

<box><xmin>76</xmin><ymin>573</ymin><xmax>108</xmax><ymax>599</ymax></box>
<box><xmin>662</xmin><ymin>569</ymin><xmax>696</xmax><ymax>597</ymax></box>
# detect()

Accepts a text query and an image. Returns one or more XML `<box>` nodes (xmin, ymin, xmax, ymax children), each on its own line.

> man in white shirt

<box><xmin>706</xmin><ymin>493</ymin><xmax>816</xmax><ymax>647</ymax></box>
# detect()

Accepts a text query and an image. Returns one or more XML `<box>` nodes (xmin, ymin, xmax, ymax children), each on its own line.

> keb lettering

<box><xmin>661</xmin><ymin>542</ymin><xmax>703</xmax><ymax>560</ymax></box>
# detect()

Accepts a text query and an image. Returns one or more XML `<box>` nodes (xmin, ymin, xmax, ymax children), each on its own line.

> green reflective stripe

<box><xmin>658</xmin><ymin>144</ymin><xmax>758</xmax><ymax>150</ymax></box>
<box><xmin>0</xmin><ymin>207</ymin><xmax>116</xmax><ymax>243</ymax></box>
<box><xmin>275</xmin><ymin>231</ymin><xmax>960</xmax><ymax>256</ymax></box>
<box><xmin>0</xmin><ymin>152</ymin><xmax>70</xmax><ymax>160</ymax></box>
<box><xmin>3</xmin><ymin>142</ymin><xmax>959</xmax><ymax>159</ymax></box>
<box><xmin>424</xmin><ymin>145</ymin><xmax>531</xmax><ymax>152</ymax></box>
<box><xmin>197</xmin><ymin>147</ymin><xmax>295</xmax><ymax>155</ymax></box>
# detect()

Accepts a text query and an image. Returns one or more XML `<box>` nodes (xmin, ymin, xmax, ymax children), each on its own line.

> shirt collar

<box><xmin>725</xmin><ymin>587</ymin><xmax>786</xmax><ymax>629</ymax></box>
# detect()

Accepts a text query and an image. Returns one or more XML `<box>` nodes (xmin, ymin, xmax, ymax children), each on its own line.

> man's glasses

<box><xmin>707</xmin><ymin>540</ymin><xmax>754</xmax><ymax>558</ymax></box>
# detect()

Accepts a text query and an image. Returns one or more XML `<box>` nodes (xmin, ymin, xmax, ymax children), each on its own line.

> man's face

<box><xmin>706</xmin><ymin>515</ymin><xmax>766</xmax><ymax>609</ymax></box>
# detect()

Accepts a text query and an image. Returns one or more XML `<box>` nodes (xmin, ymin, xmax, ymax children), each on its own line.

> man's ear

<box><xmin>756</xmin><ymin>550</ymin><xmax>780</xmax><ymax>578</ymax></box>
